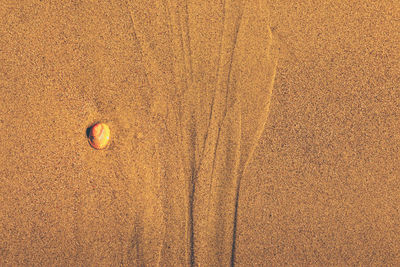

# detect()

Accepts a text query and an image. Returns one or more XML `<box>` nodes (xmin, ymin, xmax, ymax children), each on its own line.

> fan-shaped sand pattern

<box><xmin>0</xmin><ymin>0</ymin><xmax>277</xmax><ymax>265</ymax></box>
<box><xmin>126</xmin><ymin>0</ymin><xmax>277</xmax><ymax>265</ymax></box>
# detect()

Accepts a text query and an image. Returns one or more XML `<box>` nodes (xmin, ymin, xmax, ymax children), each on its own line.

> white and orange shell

<box><xmin>88</xmin><ymin>123</ymin><xmax>110</xmax><ymax>150</ymax></box>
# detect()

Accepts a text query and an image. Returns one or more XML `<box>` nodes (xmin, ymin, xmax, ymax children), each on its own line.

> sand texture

<box><xmin>1</xmin><ymin>0</ymin><xmax>400</xmax><ymax>266</ymax></box>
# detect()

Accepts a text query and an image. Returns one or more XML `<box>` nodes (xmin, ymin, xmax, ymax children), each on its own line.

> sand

<box><xmin>1</xmin><ymin>0</ymin><xmax>399</xmax><ymax>266</ymax></box>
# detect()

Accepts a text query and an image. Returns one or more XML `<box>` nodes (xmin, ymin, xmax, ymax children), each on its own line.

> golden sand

<box><xmin>1</xmin><ymin>0</ymin><xmax>399</xmax><ymax>265</ymax></box>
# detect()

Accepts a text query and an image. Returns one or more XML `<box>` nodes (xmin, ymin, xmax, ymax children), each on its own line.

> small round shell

<box><xmin>88</xmin><ymin>123</ymin><xmax>110</xmax><ymax>150</ymax></box>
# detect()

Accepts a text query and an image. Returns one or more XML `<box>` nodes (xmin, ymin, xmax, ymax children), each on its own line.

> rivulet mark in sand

<box><xmin>126</xmin><ymin>0</ymin><xmax>277</xmax><ymax>265</ymax></box>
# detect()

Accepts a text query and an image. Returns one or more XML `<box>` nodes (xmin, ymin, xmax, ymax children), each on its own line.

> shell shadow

<box><xmin>86</xmin><ymin>125</ymin><xmax>91</xmax><ymax>139</ymax></box>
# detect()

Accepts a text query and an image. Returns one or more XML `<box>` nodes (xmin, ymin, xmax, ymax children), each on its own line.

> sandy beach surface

<box><xmin>1</xmin><ymin>0</ymin><xmax>400</xmax><ymax>265</ymax></box>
